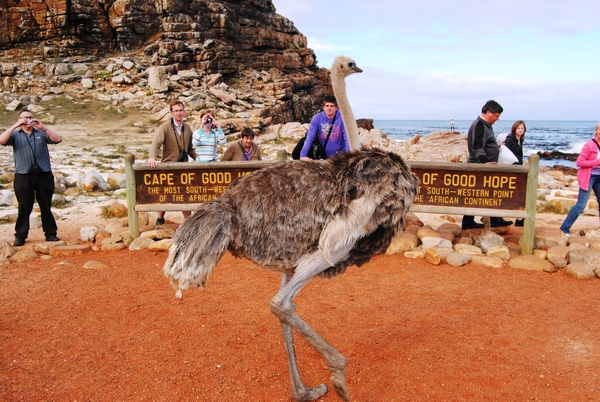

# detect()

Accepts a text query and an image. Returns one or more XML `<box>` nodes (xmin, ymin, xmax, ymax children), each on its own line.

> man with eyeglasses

<box><xmin>148</xmin><ymin>101</ymin><xmax>197</xmax><ymax>225</ymax></box>
<box><xmin>0</xmin><ymin>110</ymin><xmax>62</xmax><ymax>246</ymax></box>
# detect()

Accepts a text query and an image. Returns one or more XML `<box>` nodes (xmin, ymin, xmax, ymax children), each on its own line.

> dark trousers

<box><xmin>14</xmin><ymin>172</ymin><xmax>57</xmax><ymax>239</ymax></box>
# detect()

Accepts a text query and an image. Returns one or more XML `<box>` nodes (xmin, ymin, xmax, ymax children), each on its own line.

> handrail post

<box><xmin>277</xmin><ymin>149</ymin><xmax>287</xmax><ymax>161</ymax></box>
<box><xmin>521</xmin><ymin>154</ymin><xmax>539</xmax><ymax>255</ymax></box>
<box><xmin>124</xmin><ymin>154</ymin><xmax>140</xmax><ymax>239</ymax></box>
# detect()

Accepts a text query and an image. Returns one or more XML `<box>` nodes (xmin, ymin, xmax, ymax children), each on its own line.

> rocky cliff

<box><xmin>0</xmin><ymin>0</ymin><xmax>332</xmax><ymax>127</ymax></box>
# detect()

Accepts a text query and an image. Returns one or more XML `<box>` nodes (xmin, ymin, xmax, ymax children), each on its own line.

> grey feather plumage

<box><xmin>164</xmin><ymin>146</ymin><xmax>419</xmax><ymax>292</ymax></box>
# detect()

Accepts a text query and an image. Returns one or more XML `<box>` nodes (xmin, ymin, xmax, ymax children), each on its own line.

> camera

<box><xmin>31</xmin><ymin>164</ymin><xmax>41</xmax><ymax>174</ymax></box>
<box><xmin>177</xmin><ymin>150</ymin><xmax>189</xmax><ymax>162</ymax></box>
<box><xmin>205</xmin><ymin>117</ymin><xmax>213</xmax><ymax>124</ymax></box>
<box><xmin>27</xmin><ymin>119</ymin><xmax>33</xmax><ymax>125</ymax></box>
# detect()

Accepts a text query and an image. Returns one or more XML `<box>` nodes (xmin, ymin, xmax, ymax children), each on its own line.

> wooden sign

<box><xmin>411</xmin><ymin>168</ymin><xmax>527</xmax><ymax>210</ymax></box>
<box><xmin>133</xmin><ymin>160</ymin><xmax>529</xmax><ymax>210</ymax></box>
<box><xmin>135</xmin><ymin>166</ymin><xmax>261</xmax><ymax>204</ymax></box>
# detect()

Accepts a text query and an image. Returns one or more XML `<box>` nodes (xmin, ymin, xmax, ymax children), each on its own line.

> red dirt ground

<box><xmin>1</xmin><ymin>249</ymin><xmax>600</xmax><ymax>401</ymax></box>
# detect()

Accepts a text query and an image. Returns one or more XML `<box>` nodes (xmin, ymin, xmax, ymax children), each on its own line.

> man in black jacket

<box><xmin>462</xmin><ymin>100</ymin><xmax>513</xmax><ymax>230</ymax></box>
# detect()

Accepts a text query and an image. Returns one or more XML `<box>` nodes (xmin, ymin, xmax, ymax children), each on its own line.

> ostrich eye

<box><xmin>348</xmin><ymin>62</ymin><xmax>355</xmax><ymax>68</ymax></box>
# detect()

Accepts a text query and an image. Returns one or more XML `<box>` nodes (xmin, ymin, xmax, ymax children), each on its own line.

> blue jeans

<box><xmin>560</xmin><ymin>174</ymin><xmax>600</xmax><ymax>234</ymax></box>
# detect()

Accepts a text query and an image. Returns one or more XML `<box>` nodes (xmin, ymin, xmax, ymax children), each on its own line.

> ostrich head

<box><xmin>331</xmin><ymin>56</ymin><xmax>363</xmax><ymax>80</ymax></box>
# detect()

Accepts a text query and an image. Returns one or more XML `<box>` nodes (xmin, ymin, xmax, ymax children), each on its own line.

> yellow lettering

<box><xmin>443</xmin><ymin>174</ymin><xmax>476</xmax><ymax>187</ymax></box>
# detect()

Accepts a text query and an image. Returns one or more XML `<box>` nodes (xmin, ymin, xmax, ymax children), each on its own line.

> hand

<box><xmin>300</xmin><ymin>157</ymin><xmax>311</xmax><ymax>161</ymax></box>
<box><xmin>202</xmin><ymin>114</ymin><xmax>215</xmax><ymax>126</ymax></box>
<box><xmin>18</xmin><ymin>116</ymin><xmax>34</xmax><ymax>127</ymax></box>
<box><xmin>148</xmin><ymin>158</ymin><xmax>158</xmax><ymax>168</ymax></box>
<box><xmin>31</xmin><ymin>119</ymin><xmax>46</xmax><ymax>131</ymax></box>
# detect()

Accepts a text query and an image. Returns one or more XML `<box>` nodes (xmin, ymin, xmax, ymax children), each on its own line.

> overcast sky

<box><xmin>271</xmin><ymin>0</ymin><xmax>600</xmax><ymax>121</ymax></box>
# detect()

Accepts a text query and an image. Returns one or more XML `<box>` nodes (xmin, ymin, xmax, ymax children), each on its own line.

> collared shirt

<box><xmin>2</xmin><ymin>128</ymin><xmax>59</xmax><ymax>174</ymax></box>
<box><xmin>192</xmin><ymin>126</ymin><xmax>226</xmax><ymax>162</ymax></box>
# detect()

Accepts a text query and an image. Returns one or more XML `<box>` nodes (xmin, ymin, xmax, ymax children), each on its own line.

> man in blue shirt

<box><xmin>1</xmin><ymin>111</ymin><xmax>62</xmax><ymax>246</ymax></box>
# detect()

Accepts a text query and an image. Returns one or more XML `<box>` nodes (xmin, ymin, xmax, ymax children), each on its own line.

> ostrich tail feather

<box><xmin>163</xmin><ymin>198</ymin><xmax>237</xmax><ymax>297</ymax></box>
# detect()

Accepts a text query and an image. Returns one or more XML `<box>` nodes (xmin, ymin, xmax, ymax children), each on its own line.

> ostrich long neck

<box><xmin>332</xmin><ymin>73</ymin><xmax>360</xmax><ymax>151</ymax></box>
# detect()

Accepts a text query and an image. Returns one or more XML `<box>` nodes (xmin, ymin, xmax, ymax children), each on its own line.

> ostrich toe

<box><xmin>293</xmin><ymin>384</ymin><xmax>328</xmax><ymax>401</ymax></box>
<box><xmin>331</xmin><ymin>371</ymin><xmax>349</xmax><ymax>401</ymax></box>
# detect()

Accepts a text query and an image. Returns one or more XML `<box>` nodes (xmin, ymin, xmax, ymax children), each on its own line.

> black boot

<box><xmin>490</xmin><ymin>217</ymin><xmax>513</xmax><ymax>227</ymax></box>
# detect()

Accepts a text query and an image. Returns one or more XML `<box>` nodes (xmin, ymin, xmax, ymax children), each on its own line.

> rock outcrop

<box><xmin>0</xmin><ymin>0</ymin><xmax>331</xmax><ymax>125</ymax></box>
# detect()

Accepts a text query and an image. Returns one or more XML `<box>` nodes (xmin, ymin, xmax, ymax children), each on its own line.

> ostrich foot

<box><xmin>331</xmin><ymin>370</ymin><xmax>350</xmax><ymax>401</ymax></box>
<box><xmin>292</xmin><ymin>384</ymin><xmax>328</xmax><ymax>402</ymax></box>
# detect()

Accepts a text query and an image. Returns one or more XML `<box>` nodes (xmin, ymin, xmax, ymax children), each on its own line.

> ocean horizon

<box><xmin>374</xmin><ymin>119</ymin><xmax>598</xmax><ymax>168</ymax></box>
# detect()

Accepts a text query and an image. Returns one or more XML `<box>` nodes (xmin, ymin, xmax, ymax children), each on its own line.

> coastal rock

<box><xmin>385</xmin><ymin>232</ymin><xmax>419</xmax><ymax>255</ymax></box>
<box><xmin>49</xmin><ymin>245</ymin><xmax>91</xmax><ymax>257</ymax></box>
<box><xmin>35</xmin><ymin>241</ymin><xmax>66</xmax><ymax>255</ymax></box>
<box><xmin>80</xmin><ymin>226</ymin><xmax>101</xmax><ymax>242</ymax></box>
<box><xmin>129</xmin><ymin>237</ymin><xmax>156</xmax><ymax>251</ymax></box>
<box><xmin>469</xmin><ymin>255</ymin><xmax>504</xmax><ymax>269</ymax></box>
<box><xmin>417</xmin><ymin>226</ymin><xmax>442</xmax><ymax>240</ymax></box>
<box><xmin>509</xmin><ymin>255</ymin><xmax>557</xmax><ymax>272</ymax></box>
<box><xmin>567</xmin><ymin>248</ymin><xmax>600</xmax><ymax>269</ymax></box>
<box><xmin>424</xmin><ymin>247</ymin><xmax>454</xmax><ymax>266</ymax></box>
<box><xmin>437</xmin><ymin>223</ymin><xmax>462</xmax><ymax>238</ymax></box>
<box><xmin>103</xmin><ymin>202</ymin><xmax>128</xmax><ymax>219</ymax></box>
<box><xmin>77</xmin><ymin>171</ymin><xmax>108</xmax><ymax>192</ymax></box>
<box><xmin>486</xmin><ymin>246</ymin><xmax>511</xmax><ymax>261</ymax></box>
<box><xmin>474</xmin><ymin>230</ymin><xmax>505</xmax><ymax>253</ymax></box>
<box><xmin>546</xmin><ymin>245</ymin><xmax>570</xmax><ymax>268</ymax></box>
<box><xmin>446</xmin><ymin>252</ymin><xmax>471</xmax><ymax>267</ymax></box>
<box><xmin>148</xmin><ymin>239</ymin><xmax>171</xmax><ymax>251</ymax></box>
<box><xmin>83</xmin><ymin>260</ymin><xmax>109</xmax><ymax>269</ymax></box>
<box><xmin>102</xmin><ymin>236</ymin><xmax>127</xmax><ymax>251</ymax></box>
<box><xmin>106</xmin><ymin>173</ymin><xmax>126</xmax><ymax>190</ymax></box>
<box><xmin>404</xmin><ymin>250</ymin><xmax>425</xmax><ymax>259</ymax></box>
<box><xmin>0</xmin><ymin>240</ymin><xmax>16</xmax><ymax>259</ymax></box>
<box><xmin>454</xmin><ymin>243</ymin><xmax>483</xmax><ymax>256</ymax></box>
<box><xmin>564</xmin><ymin>262</ymin><xmax>595</xmax><ymax>280</ymax></box>
<box><xmin>533</xmin><ymin>228</ymin><xmax>568</xmax><ymax>248</ymax></box>
<box><xmin>0</xmin><ymin>192</ymin><xmax>14</xmax><ymax>206</ymax></box>
<box><xmin>420</xmin><ymin>237</ymin><xmax>452</xmax><ymax>251</ymax></box>
<box><xmin>10</xmin><ymin>249</ymin><xmax>38</xmax><ymax>262</ymax></box>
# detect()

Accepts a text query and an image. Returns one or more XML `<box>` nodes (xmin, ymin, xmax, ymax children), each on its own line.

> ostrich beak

<box><xmin>351</xmin><ymin>64</ymin><xmax>363</xmax><ymax>74</ymax></box>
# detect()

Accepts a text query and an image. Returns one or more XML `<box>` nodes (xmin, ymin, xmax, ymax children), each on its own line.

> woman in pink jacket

<box><xmin>560</xmin><ymin>122</ymin><xmax>600</xmax><ymax>235</ymax></box>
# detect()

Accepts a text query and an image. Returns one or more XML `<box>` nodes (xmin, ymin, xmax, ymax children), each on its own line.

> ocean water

<box><xmin>374</xmin><ymin>119</ymin><xmax>598</xmax><ymax>167</ymax></box>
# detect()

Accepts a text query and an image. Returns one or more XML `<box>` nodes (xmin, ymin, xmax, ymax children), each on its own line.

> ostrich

<box><xmin>163</xmin><ymin>56</ymin><xmax>420</xmax><ymax>401</ymax></box>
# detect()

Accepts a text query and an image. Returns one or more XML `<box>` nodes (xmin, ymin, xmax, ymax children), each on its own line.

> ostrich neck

<box><xmin>331</xmin><ymin>75</ymin><xmax>360</xmax><ymax>151</ymax></box>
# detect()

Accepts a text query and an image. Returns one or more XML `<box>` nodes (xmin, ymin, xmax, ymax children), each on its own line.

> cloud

<box><xmin>271</xmin><ymin>0</ymin><xmax>600</xmax><ymax>120</ymax></box>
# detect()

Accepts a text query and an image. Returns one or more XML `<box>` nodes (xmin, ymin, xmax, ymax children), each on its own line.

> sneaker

<box><xmin>461</xmin><ymin>222</ymin><xmax>485</xmax><ymax>230</ymax></box>
<box><xmin>46</xmin><ymin>235</ymin><xmax>60</xmax><ymax>242</ymax></box>
<box><xmin>515</xmin><ymin>219</ymin><xmax>524</xmax><ymax>227</ymax></box>
<box><xmin>156</xmin><ymin>217</ymin><xmax>165</xmax><ymax>225</ymax></box>
<box><xmin>490</xmin><ymin>218</ymin><xmax>513</xmax><ymax>227</ymax></box>
<box><xmin>14</xmin><ymin>236</ymin><xmax>25</xmax><ymax>247</ymax></box>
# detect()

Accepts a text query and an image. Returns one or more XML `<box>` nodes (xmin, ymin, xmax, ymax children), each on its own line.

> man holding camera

<box><xmin>0</xmin><ymin>110</ymin><xmax>62</xmax><ymax>246</ymax></box>
<box><xmin>148</xmin><ymin>101</ymin><xmax>197</xmax><ymax>225</ymax></box>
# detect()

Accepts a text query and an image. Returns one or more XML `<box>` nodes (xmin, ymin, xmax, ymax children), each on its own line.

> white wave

<box><xmin>561</xmin><ymin>141</ymin><xmax>586</xmax><ymax>154</ymax></box>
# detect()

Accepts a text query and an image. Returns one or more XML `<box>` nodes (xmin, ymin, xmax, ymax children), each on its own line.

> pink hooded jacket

<box><xmin>576</xmin><ymin>139</ymin><xmax>600</xmax><ymax>191</ymax></box>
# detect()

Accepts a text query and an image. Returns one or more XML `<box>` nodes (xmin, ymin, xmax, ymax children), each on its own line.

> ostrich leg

<box><xmin>277</xmin><ymin>274</ymin><xmax>328</xmax><ymax>401</ymax></box>
<box><xmin>271</xmin><ymin>243</ymin><xmax>354</xmax><ymax>402</ymax></box>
